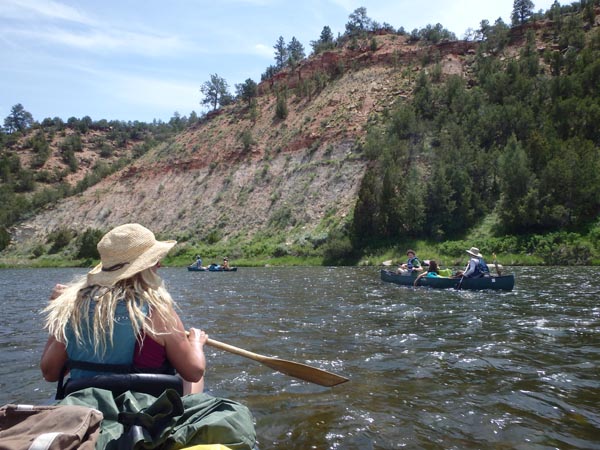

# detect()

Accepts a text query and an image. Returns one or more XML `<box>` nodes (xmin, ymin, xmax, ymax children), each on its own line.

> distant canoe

<box><xmin>380</xmin><ymin>269</ymin><xmax>514</xmax><ymax>291</ymax></box>
<box><xmin>187</xmin><ymin>265</ymin><xmax>238</xmax><ymax>272</ymax></box>
<box><xmin>209</xmin><ymin>266</ymin><xmax>237</xmax><ymax>272</ymax></box>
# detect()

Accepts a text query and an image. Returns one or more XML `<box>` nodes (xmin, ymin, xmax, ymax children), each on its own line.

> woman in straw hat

<box><xmin>40</xmin><ymin>223</ymin><xmax>208</xmax><ymax>395</ymax></box>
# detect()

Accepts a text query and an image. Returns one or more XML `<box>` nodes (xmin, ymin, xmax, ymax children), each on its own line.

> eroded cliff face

<box><xmin>12</xmin><ymin>137</ymin><xmax>363</xmax><ymax>245</ymax></box>
<box><xmin>9</xmin><ymin>34</ymin><xmax>477</xmax><ymax>250</ymax></box>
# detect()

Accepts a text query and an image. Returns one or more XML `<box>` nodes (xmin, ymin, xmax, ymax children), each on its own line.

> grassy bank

<box><xmin>0</xmin><ymin>246</ymin><xmax>593</xmax><ymax>270</ymax></box>
<box><xmin>1</xmin><ymin>221</ymin><xmax>599</xmax><ymax>268</ymax></box>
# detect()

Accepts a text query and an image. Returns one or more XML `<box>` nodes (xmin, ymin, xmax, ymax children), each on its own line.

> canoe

<box><xmin>209</xmin><ymin>266</ymin><xmax>237</xmax><ymax>272</ymax></box>
<box><xmin>380</xmin><ymin>269</ymin><xmax>514</xmax><ymax>291</ymax></box>
<box><xmin>187</xmin><ymin>266</ymin><xmax>238</xmax><ymax>272</ymax></box>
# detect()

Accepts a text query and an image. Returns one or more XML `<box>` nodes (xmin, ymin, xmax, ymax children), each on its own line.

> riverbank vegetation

<box><xmin>349</xmin><ymin>3</ymin><xmax>600</xmax><ymax>265</ymax></box>
<box><xmin>1</xmin><ymin>221</ymin><xmax>598</xmax><ymax>269</ymax></box>
<box><xmin>0</xmin><ymin>112</ymin><xmax>198</xmax><ymax>245</ymax></box>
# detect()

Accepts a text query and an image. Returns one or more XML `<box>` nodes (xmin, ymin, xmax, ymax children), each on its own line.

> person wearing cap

<box><xmin>396</xmin><ymin>249</ymin><xmax>423</xmax><ymax>275</ymax></box>
<box><xmin>462</xmin><ymin>246</ymin><xmax>491</xmax><ymax>278</ymax></box>
<box><xmin>40</xmin><ymin>223</ymin><xmax>208</xmax><ymax>395</ymax></box>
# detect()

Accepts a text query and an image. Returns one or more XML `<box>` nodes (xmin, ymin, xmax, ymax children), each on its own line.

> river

<box><xmin>0</xmin><ymin>266</ymin><xmax>598</xmax><ymax>449</ymax></box>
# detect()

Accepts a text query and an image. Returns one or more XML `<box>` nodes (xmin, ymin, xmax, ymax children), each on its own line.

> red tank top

<box><xmin>134</xmin><ymin>335</ymin><xmax>167</xmax><ymax>368</ymax></box>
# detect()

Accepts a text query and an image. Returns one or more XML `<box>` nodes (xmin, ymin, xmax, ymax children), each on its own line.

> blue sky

<box><xmin>0</xmin><ymin>0</ymin><xmax>557</xmax><ymax>124</ymax></box>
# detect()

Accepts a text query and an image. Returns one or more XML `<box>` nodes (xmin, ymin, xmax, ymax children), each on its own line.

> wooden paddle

<box><xmin>457</xmin><ymin>274</ymin><xmax>465</xmax><ymax>290</ymax></box>
<box><xmin>492</xmin><ymin>253</ymin><xmax>502</xmax><ymax>276</ymax></box>
<box><xmin>192</xmin><ymin>334</ymin><xmax>349</xmax><ymax>387</ymax></box>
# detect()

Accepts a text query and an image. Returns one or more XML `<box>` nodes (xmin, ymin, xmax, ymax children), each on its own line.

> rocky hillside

<box><xmin>7</xmin><ymin>32</ymin><xmax>483</xmax><ymax>256</ymax></box>
<box><xmin>9</xmin><ymin>9</ymin><xmax>588</xmax><ymax>260</ymax></box>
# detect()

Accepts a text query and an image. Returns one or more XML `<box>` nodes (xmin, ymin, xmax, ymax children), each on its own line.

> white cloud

<box><xmin>1</xmin><ymin>1</ymin><xmax>189</xmax><ymax>57</ymax></box>
<box><xmin>252</xmin><ymin>43</ymin><xmax>275</xmax><ymax>59</ymax></box>
<box><xmin>50</xmin><ymin>27</ymin><xmax>185</xmax><ymax>56</ymax></box>
<box><xmin>0</xmin><ymin>0</ymin><xmax>93</xmax><ymax>25</ymax></box>
<box><xmin>1</xmin><ymin>23</ymin><xmax>186</xmax><ymax>57</ymax></box>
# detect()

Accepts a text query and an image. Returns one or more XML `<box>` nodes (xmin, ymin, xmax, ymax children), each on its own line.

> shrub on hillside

<box><xmin>589</xmin><ymin>224</ymin><xmax>600</xmax><ymax>250</ymax></box>
<box><xmin>322</xmin><ymin>230</ymin><xmax>354</xmax><ymax>265</ymax></box>
<box><xmin>76</xmin><ymin>228</ymin><xmax>103</xmax><ymax>259</ymax></box>
<box><xmin>275</xmin><ymin>94</ymin><xmax>288</xmax><ymax>120</ymax></box>
<box><xmin>47</xmin><ymin>227</ymin><xmax>75</xmax><ymax>254</ymax></box>
<box><xmin>0</xmin><ymin>227</ymin><xmax>10</xmax><ymax>252</ymax></box>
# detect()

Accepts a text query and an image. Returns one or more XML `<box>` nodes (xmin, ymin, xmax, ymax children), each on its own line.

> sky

<box><xmin>0</xmin><ymin>0</ymin><xmax>558</xmax><ymax>124</ymax></box>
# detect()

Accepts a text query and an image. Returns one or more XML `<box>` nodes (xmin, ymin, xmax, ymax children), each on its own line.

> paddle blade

<box><xmin>262</xmin><ymin>357</ymin><xmax>349</xmax><ymax>387</ymax></box>
<box><xmin>205</xmin><ymin>337</ymin><xmax>349</xmax><ymax>387</ymax></box>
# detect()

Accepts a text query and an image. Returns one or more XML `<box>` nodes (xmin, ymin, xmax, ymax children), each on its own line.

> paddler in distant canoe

<box><xmin>461</xmin><ymin>246</ymin><xmax>491</xmax><ymax>279</ymax></box>
<box><xmin>396</xmin><ymin>249</ymin><xmax>424</xmax><ymax>275</ymax></box>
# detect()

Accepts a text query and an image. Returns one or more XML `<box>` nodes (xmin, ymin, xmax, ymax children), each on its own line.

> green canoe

<box><xmin>380</xmin><ymin>269</ymin><xmax>515</xmax><ymax>291</ymax></box>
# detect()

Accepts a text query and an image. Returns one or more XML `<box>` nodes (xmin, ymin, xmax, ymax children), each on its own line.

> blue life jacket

<box><xmin>65</xmin><ymin>300</ymin><xmax>147</xmax><ymax>379</ymax></box>
<box><xmin>407</xmin><ymin>256</ymin><xmax>420</xmax><ymax>270</ymax></box>
<box><xmin>57</xmin><ymin>295</ymin><xmax>182</xmax><ymax>400</ymax></box>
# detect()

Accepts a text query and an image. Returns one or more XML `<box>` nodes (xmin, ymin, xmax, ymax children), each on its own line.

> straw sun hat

<box><xmin>87</xmin><ymin>223</ymin><xmax>176</xmax><ymax>287</ymax></box>
<box><xmin>466</xmin><ymin>247</ymin><xmax>483</xmax><ymax>258</ymax></box>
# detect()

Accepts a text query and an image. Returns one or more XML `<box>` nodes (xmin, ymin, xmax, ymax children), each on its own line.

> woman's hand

<box><xmin>187</xmin><ymin>328</ymin><xmax>208</xmax><ymax>347</ymax></box>
<box><xmin>49</xmin><ymin>283</ymin><xmax>67</xmax><ymax>301</ymax></box>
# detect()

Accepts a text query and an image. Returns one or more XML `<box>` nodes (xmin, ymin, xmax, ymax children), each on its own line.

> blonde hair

<box><xmin>44</xmin><ymin>268</ymin><xmax>177</xmax><ymax>356</ymax></box>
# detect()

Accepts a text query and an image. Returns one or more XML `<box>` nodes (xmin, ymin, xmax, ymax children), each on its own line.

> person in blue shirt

<box><xmin>414</xmin><ymin>260</ymin><xmax>442</xmax><ymax>285</ymax></box>
<box><xmin>424</xmin><ymin>260</ymin><xmax>440</xmax><ymax>277</ymax></box>
<box><xmin>462</xmin><ymin>247</ymin><xmax>491</xmax><ymax>278</ymax></box>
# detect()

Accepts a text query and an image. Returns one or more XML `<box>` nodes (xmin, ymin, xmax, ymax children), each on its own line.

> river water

<box><xmin>0</xmin><ymin>266</ymin><xmax>598</xmax><ymax>449</ymax></box>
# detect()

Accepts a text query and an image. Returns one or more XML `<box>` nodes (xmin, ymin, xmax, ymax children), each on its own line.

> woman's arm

<box><xmin>149</xmin><ymin>308</ymin><xmax>207</xmax><ymax>382</ymax></box>
<box><xmin>413</xmin><ymin>270</ymin><xmax>429</xmax><ymax>286</ymax></box>
<box><xmin>40</xmin><ymin>336</ymin><xmax>68</xmax><ymax>381</ymax></box>
<box><xmin>40</xmin><ymin>283</ymin><xmax>68</xmax><ymax>381</ymax></box>
<box><xmin>463</xmin><ymin>259</ymin><xmax>476</xmax><ymax>277</ymax></box>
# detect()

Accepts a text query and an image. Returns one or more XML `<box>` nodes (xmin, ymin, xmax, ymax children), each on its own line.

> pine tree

<box><xmin>200</xmin><ymin>74</ymin><xmax>230</xmax><ymax>111</ymax></box>
<box><xmin>273</xmin><ymin>36</ymin><xmax>287</xmax><ymax>70</ymax></box>
<box><xmin>3</xmin><ymin>104</ymin><xmax>34</xmax><ymax>133</ymax></box>
<box><xmin>511</xmin><ymin>0</ymin><xmax>535</xmax><ymax>26</ymax></box>
<box><xmin>287</xmin><ymin>37</ymin><xmax>306</xmax><ymax>68</ymax></box>
<box><xmin>310</xmin><ymin>26</ymin><xmax>335</xmax><ymax>55</ymax></box>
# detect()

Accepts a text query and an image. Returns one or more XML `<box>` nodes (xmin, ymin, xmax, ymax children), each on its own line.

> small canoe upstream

<box><xmin>187</xmin><ymin>266</ymin><xmax>238</xmax><ymax>272</ymax></box>
<box><xmin>380</xmin><ymin>269</ymin><xmax>515</xmax><ymax>291</ymax></box>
